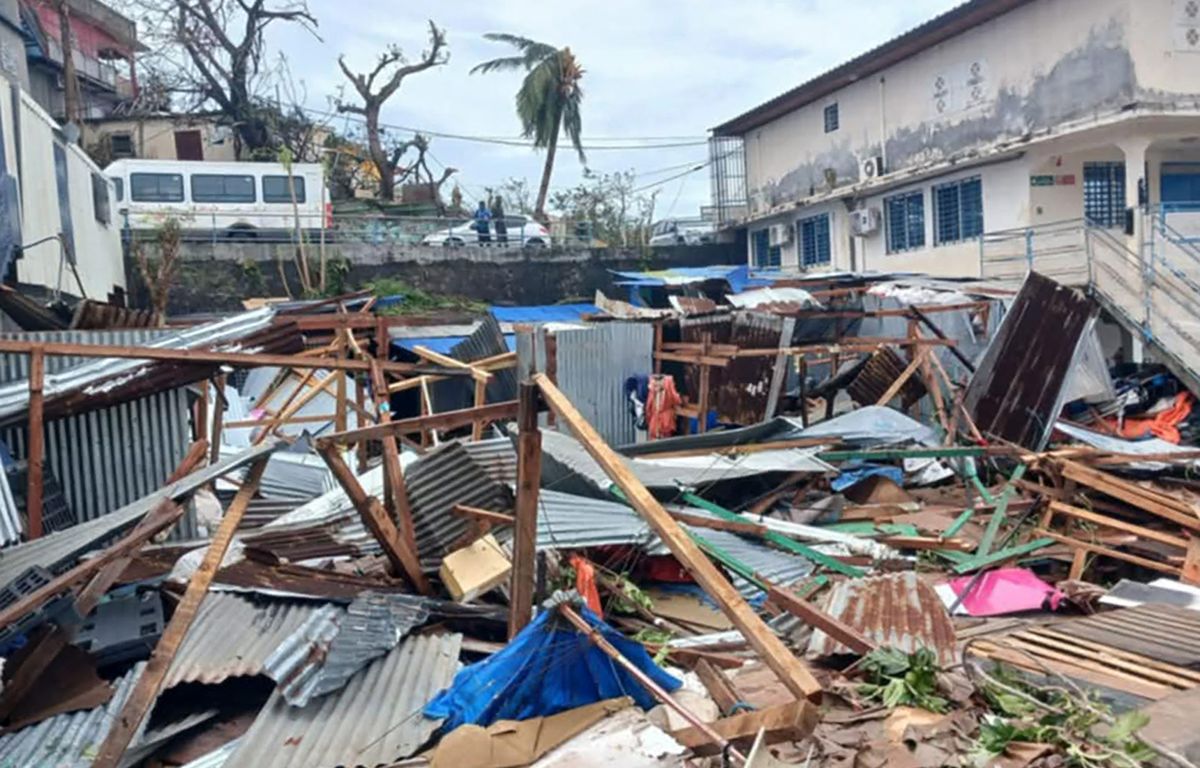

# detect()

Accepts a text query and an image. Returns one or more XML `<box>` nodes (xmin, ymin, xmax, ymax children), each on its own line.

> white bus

<box><xmin>105</xmin><ymin>159</ymin><xmax>329</xmax><ymax>238</ymax></box>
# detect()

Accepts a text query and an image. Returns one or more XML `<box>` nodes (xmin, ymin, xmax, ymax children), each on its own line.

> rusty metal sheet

<box><xmin>213</xmin><ymin>559</ymin><xmax>411</xmax><ymax>601</ymax></box>
<box><xmin>964</xmin><ymin>272</ymin><xmax>1096</xmax><ymax>450</ymax></box>
<box><xmin>1043</xmin><ymin>603</ymin><xmax>1200</xmax><ymax>669</ymax></box>
<box><xmin>806</xmin><ymin>572</ymin><xmax>957</xmax><ymax>666</ymax></box>
<box><xmin>846</xmin><ymin>346</ymin><xmax>926</xmax><ymax>408</ymax></box>
<box><xmin>680</xmin><ymin>312</ymin><xmax>791</xmax><ymax>426</ymax></box>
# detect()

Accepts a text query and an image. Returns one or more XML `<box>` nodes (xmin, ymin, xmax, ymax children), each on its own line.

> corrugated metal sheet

<box><xmin>964</xmin><ymin>273</ymin><xmax>1095</xmax><ymax>450</ymax></box>
<box><xmin>806</xmin><ymin>572</ymin><xmax>957</xmax><ymax>666</ymax></box>
<box><xmin>0</xmin><ymin>462</ymin><xmax>19</xmax><ymax>547</ymax></box>
<box><xmin>430</xmin><ymin>314</ymin><xmax>516</xmax><ymax>413</ymax></box>
<box><xmin>846</xmin><ymin>347</ymin><xmax>927</xmax><ymax>409</ymax></box>
<box><xmin>3</xmin><ymin>387</ymin><xmax>191</xmax><ymax>525</ymax></box>
<box><xmin>0</xmin><ymin>440</ymin><xmax>280</xmax><ymax>590</ymax></box>
<box><xmin>1043</xmin><ymin>603</ymin><xmax>1200</xmax><ymax>668</ymax></box>
<box><xmin>267</xmin><ymin>592</ymin><xmax>430</xmax><ymax>707</ymax></box>
<box><xmin>179</xmin><ymin>738</ymin><xmax>240</xmax><ymax>768</ymax></box>
<box><xmin>679</xmin><ymin>312</ymin><xmax>792</xmax><ymax>426</ymax></box>
<box><xmin>163</xmin><ymin>592</ymin><xmax>326</xmax><ymax>689</ymax></box>
<box><xmin>0</xmin><ymin>307</ymin><xmax>283</xmax><ymax>424</ymax></box>
<box><xmin>226</xmin><ymin>632</ymin><xmax>462</xmax><ymax>768</ymax></box>
<box><xmin>0</xmin><ymin>329</ymin><xmax>175</xmax><ymax>381</ymax></box>
<box><xmin>0</xmin><ymin>663</ymin><xmax>145</xmax><ymax>768</ymax></box>
<box><xmin>407</xmin><ymin>442</ymin><xmax>512</xmax><ymax>569</ymax></box>
<box><xmin>553</xmin><ymin>322</ymin><xmax>653</xmax><ymax>446</ymax></box>
<box><xmin>533</xmin><ymin>488</ymin><xmax>656</xmax><ymax>550</ymax></box>
<box><xmin>218</xmin><ymin>445</ymin><xmax>334</xmax><ymax>502</ymax></box>
<box><xmin>462</xmin><ymin>437</ymin><xmax>518</xmax><ymax>485</ymax></box>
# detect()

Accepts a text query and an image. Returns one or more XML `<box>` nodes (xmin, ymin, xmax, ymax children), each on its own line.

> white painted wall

<box><xmin>11</xmin><ymin>89</ymin><xmax>124</xmax><ymax>299</ymax></box>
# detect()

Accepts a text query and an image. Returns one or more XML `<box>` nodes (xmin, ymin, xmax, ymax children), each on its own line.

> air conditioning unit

<box><xmin>768</xmin><ymin>223</ymin><xmax>793</xmax><ymax>247</ymax></box>
<box><xmin>851</xmin><ymin>207</ymin><xmax>882</xmax><ymax>236</ymax></box>
<box><xmin>859</xmin><ymin>155</ymin><xmax>885</xmax><ymax>182</ymax></box>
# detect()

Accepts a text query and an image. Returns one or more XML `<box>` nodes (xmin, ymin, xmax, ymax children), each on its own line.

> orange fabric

<box><xmin>1104</xmin><ymin>392</ymin><xmax>1194</xmax><ymax>444</ymax></box>
<box><xmin>645</xmin><ymin>375</ymin><xmax>682</xmax><ymax>439</ymax></box>
<box><xmin>569</xmin><ymin>555</ymin><xmax>602</xmax><ymax>616</ymax></box>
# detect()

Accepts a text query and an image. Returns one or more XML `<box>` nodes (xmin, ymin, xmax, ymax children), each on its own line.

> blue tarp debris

<box><xmin>830</xmin><ymin>463</ymin><xmax>905</xmax><ymax>492</ymax></box>
<box><xmin>609</xmin><ymin>265</ymin><xmax>774</xmax><ymax>294</ymax></box>
<box><xmin>490</xmin><ymin>303</ymin><xmax>597</xmax><ymax>324</ymax></box>
<box><xmin>424</xmin><ymin>603</ymin><xmax>680</xmax><ymax>731</ymax></box>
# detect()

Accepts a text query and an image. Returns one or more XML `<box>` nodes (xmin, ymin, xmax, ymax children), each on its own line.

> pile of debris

<box><xmin>0</xmin><ymin>273</ymin><xmax>1198</xmax><ymax>767</ymax></box>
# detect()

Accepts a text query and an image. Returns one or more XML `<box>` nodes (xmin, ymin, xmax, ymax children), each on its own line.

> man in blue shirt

<box><xmin>473</xmin><ymin>201</ymin><xmax>492</xmax><ymax>244</ymax></box>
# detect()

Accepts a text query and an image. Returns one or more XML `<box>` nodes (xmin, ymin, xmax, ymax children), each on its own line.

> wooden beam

<box><xmin>1035</xmin><ymin>529</ymin><xmax>1180</xmax><ymax>575</ymax></box>
<box><xmin>472</xmin><ymin>378</ymin><xmax>488</xmax><ymax>441</ymax></box>
<box><xmin>412</xmin><ymin>345</ymin><xmax>491</xmax><ymax>383</ymax></box>
<box><xmin>693</xmin><ymin>659</ymin><xmax>743</xmax><ymax>715</ymax></box>
<box><xmin>875</xmin><ymin>350</ymin><xmax>925</xmax><ymax>406</ymax></box>
<box><xmin>508</xmin><ymin>381</ymin><xmax>541</xmax><ymax>639</ymax></box>
<box><xmin>535</xmin><ymin>373</ymin><xmax>823</xmax><ymax>701</ymax></box>
<box><xmin>1047</xmin><ymin>501</ymin><xmax>1189</xmax><ymax>550</ymax></box>
<box><xmin>208</xmin><ymin>373</ymin><xmax>226</xmax><ymax>464</ymax></box>
<box><xmin>317</xmin><ymin>442</ymin><xmax>430</xmax><ymax>594</ymax></box>
<box><xmin>369</xmin><ymin>361</ymin><xmax>423</xmax><ymax>572</ymax></box>
<box><xmin>765</xmin><ymin>584</ymin><xmax>876</xmax><ymax>656</ymax></box>
<box><xmin>26</xmin><ymin>346</ymin><xmax>44</xmax><ymax>539</ymax></box>
<box><xmin>670</xmin><ymin>700</ymin><xmax>819</xmax><ymax>757</ymax></box>
<box><xmin>0</xmin><ymin>339</ymin><xmax>476</xmax><ymax>377</ymax></box>
<box><xmin>0</xmin><ymin>501</ymin><xmax>183</xmax><ymax>635</ymax></box>
<box><xmin>92</xmin><ymin>458</ymin><xmax>269</xmax><ymax>768</ymax></box>
<box><xmin>669</xmin><ymin>510</ymin><xmax>767</xmax><ymax>536</ymax></box>
<box><xmin>451</xmin><ymin>504</ymin><xmax>515</xmax><ymax>526</ymax></box>
<box><xmin>317</xmin><ymin>400</ymin><xmax>521</xmax><ymax>447</ymax></box>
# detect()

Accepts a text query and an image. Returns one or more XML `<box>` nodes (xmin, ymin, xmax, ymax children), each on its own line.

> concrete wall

<box><xmin>83</xmin><ymin>116</ymin><xmax>238</xmax><ymax>162</ymax></box>
<box><xmin>743</xmin><ymin>0</ymin><xmax>1144</xmax><ymax>210</ymax></box>
<box><xmin>126</xmin><ymin>241</ymin><xmax>741</xmax><ymax>315</ymax></box>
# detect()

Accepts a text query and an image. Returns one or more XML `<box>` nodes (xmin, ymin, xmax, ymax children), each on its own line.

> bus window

<box><xmin>130</xmin><ymin>173</ymin><xmax>184</xmax><ymax>203</ymax></box>
<box><xmin>110</xmin><ymin>177</ymin><xmax>124</xmax><ymax>202</ymax></box>
<box><xmin>263</xmin><ymin>175</ymin><xmax>306</xmax><ymax>204</ymax></box>
<box><xmin>191</xmin><ymin>174</ymin><xmax>256</xmax><ymax>203</ymax></box>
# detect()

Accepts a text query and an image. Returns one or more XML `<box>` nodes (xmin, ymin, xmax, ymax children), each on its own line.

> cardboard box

<box><xmin>440</xmin><ymin>534</ymin><xmax>512</xmax><ymax>602</ymax></box>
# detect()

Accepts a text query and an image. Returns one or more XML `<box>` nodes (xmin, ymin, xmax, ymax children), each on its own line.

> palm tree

<box><xmin>472</xmin><ymin>34</ymin><xmax>584</xmax><ymax>221</ymax></box>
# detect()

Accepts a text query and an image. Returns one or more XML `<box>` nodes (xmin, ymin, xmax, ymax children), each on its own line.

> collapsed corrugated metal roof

<box><xmin>163</xmin><ymin>592</ymin><xmax>325</xmax><ymax>690</ymax></box>
<box><xmin>0</xmin><ymin>440</ymin><xmax>281</xmax><ymax>590</ymax></box>
<box><xmin>461</xmin><ymin>438</ymin><xmax>518</xmax><ymax>485</ymax></box>
<box><xmin>806</xmin><ymin>572</ymin><xmax>957</xmax><ymax>666</ymax></box>
<box><xmin>265</xmin><ymin>591</ymin><xmax>430</xmax><ymax>707</ymax></box>
<box><xmin>226</xmin><ymin>632</ymin><xmax>461</xmax><ymax>768</ymax></box>
<box><xmin>0</xmin><ymin>308</ymin><xmax>289</xmax><ymax>425</ymax></box>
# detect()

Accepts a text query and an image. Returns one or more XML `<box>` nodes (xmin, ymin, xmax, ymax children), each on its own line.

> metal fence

<box><xmin>119</xmin><ymin>209</ymin><xmax>600</xmax><ymax>249</ymax></box>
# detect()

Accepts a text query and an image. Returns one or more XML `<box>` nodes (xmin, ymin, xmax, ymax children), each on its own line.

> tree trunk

<box><xmin>534</xmin><ymin>112</ymin><xmax>562</xmax><ymax>223</ymax></box>
<box><xmin>364</xmin><ymin>106</ymin><xmax>394</xmax><ymax>201</ymax></box>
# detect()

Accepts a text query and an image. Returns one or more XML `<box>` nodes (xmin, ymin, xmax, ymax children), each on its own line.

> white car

<box><xmin>421</xmin><ymin>215</ymin><xmax>550</xmax><ymax>247</ymax></box>
<box><xmin>649</xmin><ymin>218</ymin><xmax>715</xmax><ymax>247</ymax></box>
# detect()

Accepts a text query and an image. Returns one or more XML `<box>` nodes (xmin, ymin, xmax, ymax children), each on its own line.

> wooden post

<box><xmin>653</xmin><ymin>320</ymin><xmax>664</xmax><ymax>376</ymax></box>
<box><xmin>472</xmin><ymin>378</ymin><xmax>488</xmax><ymax>441</ymax></box>
<box><xmin>535</xmin><ymin>373</ymin><xmax>823</xmax><ymax>701</ymax></box>
<box><xmin>27</xmin><ymin>346</ymin><xmax>45</xmax><ymax>539</ymax></box>
<box><xmin>91</xmin><ymin>458</ymin><xmax>270</xmax><ymax>768</ymax></box>
<box><xmin>335</xmin><ymin>343</ymin><xmax>348</xmax><ymax>435</ymax></box>
<box><xmin>508</xmin><ymin>381</ymin><xmax>541</xmax><ymax>638</ymax></box>
<box><xmin>354</xmin><ymin>374</ymin><xmax>368</xmax><ymax>473</ymax></box>
<box><xmin>318</xmin><ymin>441</ymin><xmax>430</xmax><ymax>594</ymax></box>
<box><xmin>195</xmin><ymin>380</ymin><xmax>209</xmax><ymax>444</ymax></box>
<box><xmin>369</xmin><ymin>362</ymin><xmax>421</xmax><ymax>570</ymax></box>
<box><xmin>208</xmin><ymin>373</ymin><xmax>226</xmax><ymax>466</ymax></box>
<box><xmin>697</xmin><ymin>333</ymin><xmax>712</xmax><ymax>435</ymax></box>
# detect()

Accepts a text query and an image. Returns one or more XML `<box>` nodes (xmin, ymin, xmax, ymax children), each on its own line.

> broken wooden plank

<box><xmin>537</xmin><ymin>373</ymin><xmax>823</xmax><ymax>701</ymax></box>
<box><xmin>318</xmin><ymin>443</ymin><xmax>430</xmax><ymax>594</ymax></box>
<box><xmin>92</xmin><ymin>458</ymin><xmax>269</xmax><ymax>768</ymax></box>
<box><xmin>509</xmin><ymin>380</ymin><xmax>541</xmax><ymax>638</ymax></box>
<box><xmin>451</xmin><ymin>504</ymin><xmax>516</xmax><ymax>526</ymax></box>
<box><xmin>27</xmin><ymin>346</ymin><xmax>44</xmax><ymax>539</ymax></box>
<box><xmin>875</xmin><ymin>350</ymin><xmax>926</xmax><ymax>406</ymax></box>
<box><xmin>765</xmin><ymin>584</ymin><xmax>876</xmax><ymax>656</ymax></box>
<box><xmin>693</xmin><ymin>659</ymin><xmax>743</xmax><ymax>716</ymax></box>
<box><xmin>317</xmin><ymin>400</ymin><xmax>520</xmax><ymax>447</ymax></box>
<box><xmin>670</xmin><ymin>699</ymin><xmax>819</xmax><ymax>757</ymax></box>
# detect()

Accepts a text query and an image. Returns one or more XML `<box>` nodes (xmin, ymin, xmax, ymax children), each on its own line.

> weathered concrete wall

<box><xmin>743</xmin><ymin>0</ymin><xmax>1146</xmax><ymax>209</ymax></box>
<box><xmin>127</xmin><ymin>241</ymin><xmax>740</xmax><ymax>315</ymax></box>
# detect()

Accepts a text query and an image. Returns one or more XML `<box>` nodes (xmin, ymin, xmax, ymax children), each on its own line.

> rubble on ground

<box><xmin>0</xmin><ymin>273</ymin><xmax>1197</xmax><ymax>767</ymax></box>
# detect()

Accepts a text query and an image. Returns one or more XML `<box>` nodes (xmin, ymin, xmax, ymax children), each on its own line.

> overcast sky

<box><xmin>271</xmin><ymin>0</ymin><xmax>961</xmax><ymax>218</ymax></box>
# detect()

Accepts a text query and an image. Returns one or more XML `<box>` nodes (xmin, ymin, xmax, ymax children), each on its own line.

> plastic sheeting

<box><xmin>791</xmin><ymin>405</ymin><xmax>938</xmax><ymax>447</ymax></box>
<box><xmin>1053</xmin><ymin>420</ymin><xmax>1200</xmax><ymax>471</ymax></box>
<box><xmin>425</xmin><ymin>602</ymin><xmax>680</xmax><ymax>732</ymax></box>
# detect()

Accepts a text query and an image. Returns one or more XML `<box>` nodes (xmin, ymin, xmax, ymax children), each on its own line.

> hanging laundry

<box><xmin>645</xmin><ymin>374</ymin><xmax>681</xmax><ymax>439</ymax></box>
<box><xmin>623</xmin><ymin>375</ymin><xmax>649</xmax><ymax>431</ymax></box>
<box><xmin>569</xmin><ymin>555</ymin><xmax>602</xmax><ymax>616</ymax></box>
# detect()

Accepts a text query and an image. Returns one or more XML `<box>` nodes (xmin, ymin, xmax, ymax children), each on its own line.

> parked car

<box><xmin>649</xmin><ymin>218</ymin><xmax>715</xmax><ymax>246</ymax></box>
<box><xmin>420</xmin><ymin>215</ymin><xmax>550</xmax><ymax>246</ymax></box>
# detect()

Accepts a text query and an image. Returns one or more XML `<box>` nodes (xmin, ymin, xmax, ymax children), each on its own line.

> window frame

<box><xmin>110</xmin><ymin>133</ymin><xmax>134</xmax><ymax>158</ymax></box>
<box><xmin>190</xmin><ymin>173</ymin><xmax>257</xmax><ymax>204</ymax></box>
<box><xmin>884</xmin><ymin>190</ymin><xmax>926</xmax><ymax>253</ymax></box>
<box><xmin>932</xmin><ymin>176</ymin><xmax>983</xmax><ymax>245</ymax></box>
<box><xmin>823</xmin><ymin>103</ymin><xmax>839</xmax><ymax>134</ymax></box>
<box><xmin>1082</xmin><ymin>161</ymin><xmax>1126</xmax><ymax>227</ymax></box>
<box><xmin>91</xmin><ymin>173</ymin><xmax>111</xmax><ymax>225</ymax></box>
<box><xmin>262</xmin><ymin>174</ymin><xmax>306</xmax><ymax>204</ymax></box>
<box><xmin>797</xmin><ymin>213</ymin><xmax>832</xmax><ymax>267</ymax></box>
<box><xmin>751</xmin><ymin>228</ymin><xmax>781</xmax><ymax>269</ymax></box>
<box><xmin>129</xmin><ymin>172</ymin><xmax>185</xmax><ymax>203</ymax></box>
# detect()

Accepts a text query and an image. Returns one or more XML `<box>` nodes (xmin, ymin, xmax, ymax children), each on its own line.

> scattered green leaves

<box><xmin>857</xmin><ymin>647</ymin><xmax>950</xmax><ymax>714</ymax></box>
<box><xmin>361</xmin><ymin>277</ymin><xmax>487</xmax><ymax>315</ymax></box>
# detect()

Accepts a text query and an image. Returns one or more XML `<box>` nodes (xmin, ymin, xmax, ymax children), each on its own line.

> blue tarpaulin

<box><xmin>490</xmin><ymin>303</ymin><xmax>597</xmax><ymax>324</ymax></box>
<box><xmin>830</xmin><ymin>463</ymin><xmax>905</xmax><ymax>492</ymax></box>
<box><xmin>424</xmin><ymin>604</ymin><xmax>680</xmax><ymax>731</ymax></box>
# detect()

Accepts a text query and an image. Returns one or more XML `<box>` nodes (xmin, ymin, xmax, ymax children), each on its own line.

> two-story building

<box><xmin>710</xmin><ymin>0</ymin><xmax>1200</xmax><ymax>276</ymax></box>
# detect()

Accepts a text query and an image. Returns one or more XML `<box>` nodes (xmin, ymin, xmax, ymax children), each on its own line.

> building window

<box><xmin>91</xmin><ymin>173</ymin><xmax>111</xmax><ymax>225</ymax></box>
<box><xmin>797</xmin><ymin>213</ymin><xmax>831</xmax><ymax>267</ymax></box>
<box><xmin>1083</xmin><ymin>162</ymin><xmax>1126</xmax><ymax>226</ymax></box>
<box><xmin>933</xmin><ymin>176</ymin><xmax>983</xmax><ymax>244</ymax></box>
<box><xmin>190</xmin><ymin>174</ymin><xmax>256</xmax><ymax>203</ymax></box>
<box><xmin>130</xmin><ymin>173</ymin><xmax>184</xmax><ymax>203</ymax></box>
<box><xmin>263</xmin><ymin>175</ymin><xmax>306</xmax><ymax>204</ymax></box>
<box><xmin>751</xmin><ymin>228</ymin><xmax>781</xmax><ymax>268</ymax></box>
<box><xmin>110</xmin><ymin>133</ymin><xmax>134</xmax><ymax>158</ymax></box>
<box><xmin>823</xmin><ymin>103</ymin><xmax>839</xmax><ymax>133</ymax></box>
<box><xmin>111</xmin><ymin>177</ymin><xmax>123</xmax><ymax>203</ymax></box>
<box><xmin>1161</xmin><ymin>162</ymin><xmax>1200</xmax><ymax>210</ymax></box>
<box><xmin>885</xmin><ymin>191</ymin><xmax>925</xmax><ymax>253</ymax></box>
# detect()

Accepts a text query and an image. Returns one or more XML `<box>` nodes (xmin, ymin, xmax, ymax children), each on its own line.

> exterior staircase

<box><xmin>979</xmin><ymin>213</ymin><xmax>1200</xmax><ymax>396</ymax></box>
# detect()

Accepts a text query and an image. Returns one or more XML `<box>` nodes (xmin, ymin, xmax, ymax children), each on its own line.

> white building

<box><xmin>711</xmin><ymin>0</ymin><xmax>1200</xmax><ymax>276</ymax></box>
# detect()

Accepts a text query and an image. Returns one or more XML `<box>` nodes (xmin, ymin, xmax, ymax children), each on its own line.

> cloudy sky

<box><xmin>271</xmin><ymin>0</ymin><xmax>961</xmax><ymax>218</ymax></box>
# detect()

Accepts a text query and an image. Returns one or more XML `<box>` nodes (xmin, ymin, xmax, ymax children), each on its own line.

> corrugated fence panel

<box><xmin>0</xmin><ymin>329</ymin><xmax>191</xmax><ymax>529</ymax></box>
<box><xmin>554</xmin><ymin>322</ymin><xmax>653</xmax><ymax>446</ymax></box>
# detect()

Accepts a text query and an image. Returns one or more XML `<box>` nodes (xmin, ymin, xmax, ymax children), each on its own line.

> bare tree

<box><xmin>336</xmin><ymin>21</ymin><xmax>448</xmax><ymax>201</ymax></box>
<box><xmin>133</xmin><ymin>219</ymin><xmax>183</xmax><ymax>323</ymax></box>
<box><xmin>131</xmin><ymin>0</ymin><xmax>318</xmax><ymax>155</ymax></box>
